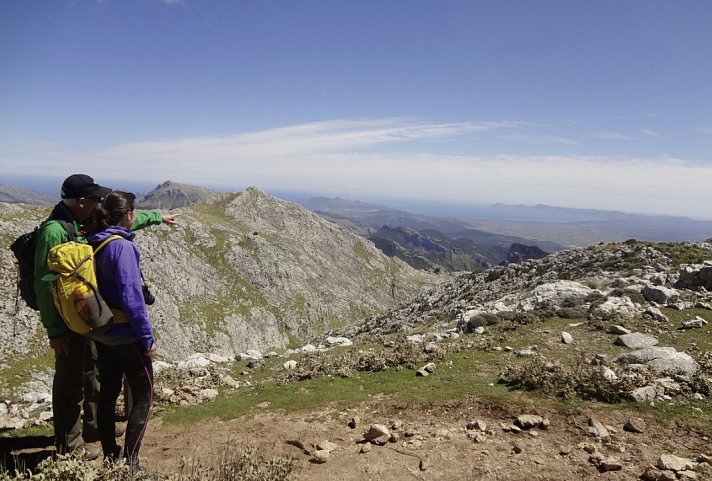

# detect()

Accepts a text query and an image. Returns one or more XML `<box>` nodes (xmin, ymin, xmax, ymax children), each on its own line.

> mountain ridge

<box><xmin>0</xmin><ymin>188</ymin><xmax>441</xmax><ymax>382</ymax></box>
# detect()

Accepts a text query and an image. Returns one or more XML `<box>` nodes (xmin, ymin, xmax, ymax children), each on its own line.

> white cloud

<box><xmin>694</xmin><ymin>127</ymin><xmax>712</xmax><ymax>135</ymax></box>
<box><xmin>4</xmin><ymin>118</ymin><xmax>712</xmax><ymax>219</ymax></box>
<box><xmin>590</xmin><ymin>131</ymin><xmax>635</xmax><ymax>141</ymax></box>
<box><xmin>498</xmin><ymin>133</ymin><xmax>581</xmax><ymax>146</ymax></box>
<box><xmin>638</xmin><ymin>129</ymin><xmax>660</xmax><ymax>137</ymax></box>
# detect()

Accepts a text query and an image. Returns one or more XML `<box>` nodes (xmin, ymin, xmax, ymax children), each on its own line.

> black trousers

<box><xmin>96</xmin><ymin>341</ymin><xmax>153</xmax><ymax>466</ymax></box>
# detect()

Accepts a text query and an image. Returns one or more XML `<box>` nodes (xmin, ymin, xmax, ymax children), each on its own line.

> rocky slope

<box><xmin>0</xmin><ymin>184</ymin><xmax>54</xmax><ymax>206</ymax></box>
<box><xmin>0</xmin><ymin>188</ymin><xmax>440</xmax><ymax>393</ymax></box>
<box><xmin>337</xmin><ymin>240</ymin><xmax>712</xmax><ymax>340</ymax></box>
<box><xmin>137</xmin><ymin>180</ymin><xmax>221</xmax><ymax>209</ymax></box>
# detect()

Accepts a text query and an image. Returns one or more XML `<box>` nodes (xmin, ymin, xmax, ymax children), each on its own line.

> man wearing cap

<box><xmin>34</xmin><ymin>174</ymin><xmax>177</xmax><ymax>457</ymax></box>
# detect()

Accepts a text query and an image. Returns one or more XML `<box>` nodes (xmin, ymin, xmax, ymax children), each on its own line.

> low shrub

<box><xmin>465</xmin><ymin>313</ymin><xmax>500</xmax><ymax>330</ymax></box>
<box><xmin>0</xmin><ymin>447</ymin><xmax>295</xmax><ymax>481</ymax></box>
<box><xmin>498</xmin><ymin>353</ymin><xmax>654</xmax><ymax>403</ymax></box>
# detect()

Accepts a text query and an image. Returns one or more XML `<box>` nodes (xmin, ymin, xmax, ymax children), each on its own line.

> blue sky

<box><xmin>2</xmin><ymin>1</ymin><xmax>712</xmax><ymax>219</ymax></box>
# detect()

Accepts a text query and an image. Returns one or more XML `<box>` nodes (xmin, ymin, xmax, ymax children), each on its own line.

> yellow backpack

<box><xmin>42</xmin><ymin>235</ymin><xmax>125</xmax><ymax>335</ymax></box>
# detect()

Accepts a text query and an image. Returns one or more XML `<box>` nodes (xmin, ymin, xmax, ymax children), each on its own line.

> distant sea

<box><xmin>5</xmin><ymin>174</ymin><xmax>712</xmax><ymax>224</ymax></box>
<box><xmin>2</xmin><ymin>174</ymin><xmax>167</xmax><ymax>198</ymax></box>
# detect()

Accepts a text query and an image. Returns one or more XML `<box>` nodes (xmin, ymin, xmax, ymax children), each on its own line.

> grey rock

<box><xmin>681</xmin><ymin>316</ymin><xmax>708</xmax><ymax>329</ymax></box>
<box><xmin>316</xmin><ymin>440</ymin><xmax>338</xmax><ymax>453</ymax></box>
<box><xmin>466</xmin><ymin>420</ymin><xmax>487</xmax><ymax>432</ymax></box>
<box><xmin>615</xmin><ymin>333</ymin><xmax>659</xmax><ymax>349</ymax></box>
<box><xmin>618</xmin><ymin>346</ymin><xmax>677</xmax><ymax>364</ymax></box>
<box><xmin>597</xmin><ymin>457</ymin><xmax>623</xmax><ymax>472</ymax></box>
<box><xmin>587</xmin><ymin>418</ymin><xmax>610</xmax><ymax>439</ymax></box>
<box><xmin>616</xmin><ymin>346</ymin><xmax>699</xmax><ymax>375</ymax></box>
<box><xmin>416</xmin><ymin>362</ymin><xmax>436</xmax><ymax>376</ymax></box>
<box><xmin>153</xmin><ymin>360</ymin><xmax>173</xmax><ymax>374</ymax></box>
<box><xmin>200</xmin><ymin>389</ymin><xmax>219</xmax><ymax>400</ymax></box>
<box><xmin>324</xmin><ymin>336</ymin><xmax>352</xmax><ymax>347</ymax></box>
<box><xmin>363</xmin><ymin>424</ymin><xmax>391</xmax><ymax>445</ymax></box>
<box><xmin>676</xmin><ymin>262</ymin><xmax>712</xmax><ymax>291</ymax></box>
<box><xmin>648</xmin><ymin>352</ymin><xmax>698</xmax><ymax>376</ymax></box>
<box><xmin>519</xmin><ymin>280</ymin><xmax>594</xmax><ymax>311</ymax></box>
<box><xmin>560</xmin><ymin>331</ymin><xmax>573</xmax><ymax>344</ymax></box>
<box><xmin>630</xmin><ymin>385</ymin><xmax>659</xmax><ymax>403</ymax></box>
<box><xmin>656</xmin><ymin>453</ymin><xmax>695</xmax><ymax>471</ymax></box>
<box><xmin>0</xmin><ymin>417</ymin><xmax>25</xmax><ymax>430</ymax></box>
<box><xmin>515</xmin><ymin>414</ymin><xmax>543</xmax><ymax>429</ymax></box>
<box><xmin>500</xmin><ymin>423</ymin><xmax>522</xmax><ymax>434</ymax></box>
<box><xmin>310</xmin><ymin>450</ymin><xmax>330</xmax><ymax>464</ymax></box>
<box><xmin>642</xmin><ymin>285</ymin><xmax>680</xmax><ymax>304</ymax></box>
<box><xmin>608</xmin><ymin>325</ymin><xmax>631</xmax><ymax>335</ymax></box>
<box><xmin>678</xmin><ymin>470</ymin><xmax>698</xmax><ymax>480</ymax></box>
<box><xmin>623</xmin><ymin>417</ymin><xmax>646</xmax><ymax>433</ymax></box>
<box><xmin>516</xmin><ymin>346</ymin><xmax>538</xmax><ymax>357</ymax></box>
<box><xmin>177</xmin><ymin>357</ymin><xmax>211</xmax><ymax>370</ymax></box>
<box><xmin>593</xmin><ymin>297</ymin><xmax>640</xmax><ymax>319</ymax></box>
<box><xmin>643</xmin><ymin>306</ymin><xmax>670</xmax><ymax>323</ymax></box>
<box><xmin>220</xmin><ymin>375</ymin><xmax>240</xmax><ymax>389</ymax></box>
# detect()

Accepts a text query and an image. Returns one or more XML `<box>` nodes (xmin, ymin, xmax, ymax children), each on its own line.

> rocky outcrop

<box><xmin>675</xmin><ymin>261</ymin><xmax>712</xmax><ymax>291</ymax></box>
<box><xmin>503</xmin><ymin>242</ymin><xmax>548</xmax><ymax>264</ymax></box>
<box><xmin>336</xmin><ymin>241</ymin><xmax>712</xmax><ymax>340</ymax></box>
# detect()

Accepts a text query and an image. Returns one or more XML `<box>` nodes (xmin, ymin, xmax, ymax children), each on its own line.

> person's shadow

<box><xmin>0</xmin><ymin>433</ymin><xmax>54</xmax><ymax>473</ymax></box>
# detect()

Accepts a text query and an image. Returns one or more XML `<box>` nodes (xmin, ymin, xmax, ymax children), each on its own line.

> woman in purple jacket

<box><xmin>85</xmin><ymin>191</ymin><xmax>157</xmax><ymax>472</ymax></box>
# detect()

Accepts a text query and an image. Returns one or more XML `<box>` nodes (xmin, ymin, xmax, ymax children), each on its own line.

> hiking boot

<box><xmin>75</xmin><ymin>445</ymin><xmax>101</xmax><ymax>461</ymax></box>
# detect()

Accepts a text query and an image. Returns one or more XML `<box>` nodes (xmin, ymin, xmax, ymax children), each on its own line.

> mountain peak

<box><xmin>138</xmin><ymin>180</ymin><xmax>220</xmax><ymax>209</ymax></box>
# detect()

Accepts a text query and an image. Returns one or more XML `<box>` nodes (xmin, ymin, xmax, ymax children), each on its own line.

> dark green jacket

<box><xmin>34</xmin><ymin>202</ymin><xmax>163</xmax><ymax>338</ymax></box>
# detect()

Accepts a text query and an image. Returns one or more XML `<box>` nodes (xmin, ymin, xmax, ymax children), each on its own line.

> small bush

<box><xmin>556</xmin><ymin>307</ymin><xmax>587</xmax><ymax>319</ymax></box>
<box><xmin>608</xmin><ymin>288</ymin><xmax>646</xmax><ymax>305</ymax></box>
<box><xmin>512</xmin><ymin>312</ymin><xmax>543</xmax><ymax>325</ymax></box>
<box><xmin>0</xmin><ymin>447</ymin><xmax>295</xmax><ymax>481</ymax></box>
<box><xmin>560</xmin><ymin>297</ymin><xmax>584</xmax><ymax>309</ymax></box>
<box><xmin>281</xmin><ymin>336</ymin><xmax>429</xmax><ymax>383</ymax></box>
<box><xmin>498</xmin><ymin>353</ymin><xmax>654</xmax><ymax>403</ymax></box>
<box><xmin>465</xmin><ymin>313</ymin><xmax>500</xmax><ymax>330</ymax></box>
<box><xmin>584</xmin><ymin>291</ymin><xmax>606</xmax><ymax>304</ymax></box>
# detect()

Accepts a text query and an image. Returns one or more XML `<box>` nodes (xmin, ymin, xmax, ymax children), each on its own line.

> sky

<box><xmin>1</xmin><ymin>1</ymin><xmax>712</xmax><ymax>219</ymax></box>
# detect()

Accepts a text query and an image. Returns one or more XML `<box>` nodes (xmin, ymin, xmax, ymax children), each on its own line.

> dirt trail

<box><xmin>140</xmin><ymin>397</ymin><xmax>711</xmax><ymax>481</ymax></box>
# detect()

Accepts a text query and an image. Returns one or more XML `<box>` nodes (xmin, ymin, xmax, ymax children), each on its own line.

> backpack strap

<box><xmin>56</xmin><ymin>220</ymin><xmax>76</xmax><ymax>242</ymax></box>
<box><xmin>93</xmin><ymin>235</ymin><xmax>123</xmax><ymax>255</ymax></box>
<box><xmin>93</xmin><ymin>235</ymin><xmax>129</xmax><ymax>325</ymax></box>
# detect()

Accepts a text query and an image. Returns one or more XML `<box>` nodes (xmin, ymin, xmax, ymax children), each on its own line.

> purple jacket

<box><xmin>87</xmin><ymin>226</ymin><xmax>154</xmax><ymax>350</ymax></box>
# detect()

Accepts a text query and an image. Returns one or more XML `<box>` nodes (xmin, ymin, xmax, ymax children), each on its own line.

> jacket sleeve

<box><xmin>131</xmin><ymin>210</ymin><xmax>163</xmax><ymax>231</ymax></box>
<box><xmin>111</xmin><ymin>241</ymin><xmax>154</xmax><ymax>350</ymax></box>
<box><xmin>34</xmin><ymin>221</ymin><xmax>70</xmax><ymax>338</ymax></box>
